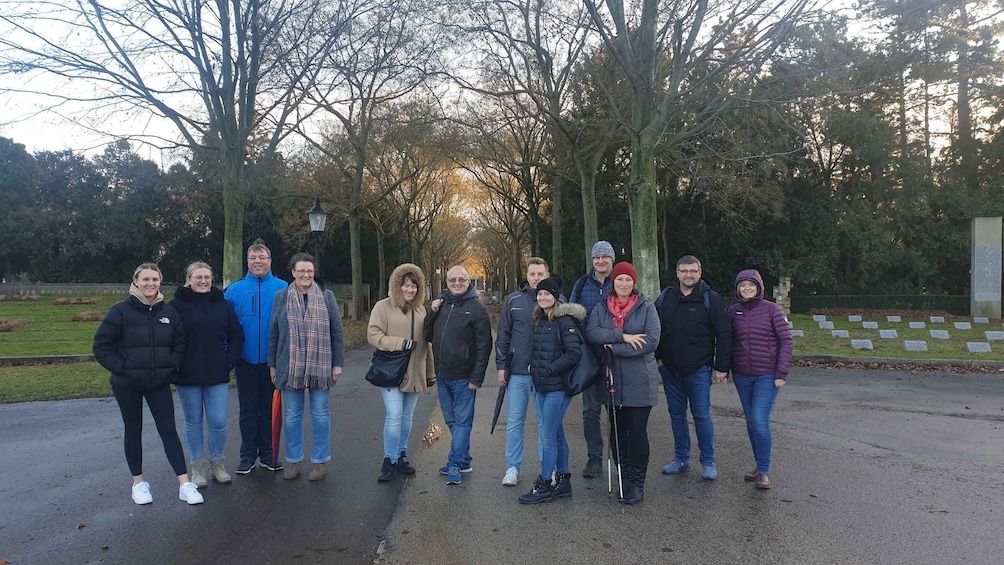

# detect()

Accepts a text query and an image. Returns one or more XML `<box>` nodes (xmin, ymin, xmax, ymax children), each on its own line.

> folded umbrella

<box><xmin>271</xmin><ymin>388</ymin><xmax>283</xmax><ymax>471</ymax></box>
<box><xmin>490</xmin><ymin>384</ymin><xmax>507</xmax><ymax>435</ymax></box>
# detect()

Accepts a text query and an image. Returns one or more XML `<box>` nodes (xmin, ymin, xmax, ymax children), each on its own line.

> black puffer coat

<box><xmin>529</xmin><ymin>303</ymin><xmax>586</xmax><ymax>393</ymax></box>
<box><xmin>93</xmin><ymin>296</ymin><xmax>186</xmax><ymax>391</ymax></box>
<box><xmin>171</xmin><ymin>285</ymin><xmax>244</xmax><ymax>386</ymax></box>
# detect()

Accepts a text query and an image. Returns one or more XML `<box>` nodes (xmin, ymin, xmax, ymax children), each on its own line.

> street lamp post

<box><xmin>308</xmin><ymin>196</ymin><xmax>328</xmax><ymax>275</ymax></box>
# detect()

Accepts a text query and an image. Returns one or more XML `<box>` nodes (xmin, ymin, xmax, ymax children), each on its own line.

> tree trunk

<box><xmin>579</xmin><ymin>165</ymin><xmax>599</xmax><ymax>272</ymax></box>
<box><xmin>551</xmin><ymin>179</ymin><xmax>562</xmax><ymax>277</ymax></box>
<box><xmin>221</xmin><ymin>154</ymin><xmax>247</xmax><ymax>287</ymax></box>
<box><xmin>628</xmin><ymin>136</ymin><xmax>660</xmax><ymax>298</ymax></box>
<box><xmin>377</xmin><ymin>230</ymin><xmax>386</xmax><ymax>300</ymax></box>
<box><xmin>349</xmin><ymin>213</ymin><xmax>362</xmax><ymax>320</ymax></box>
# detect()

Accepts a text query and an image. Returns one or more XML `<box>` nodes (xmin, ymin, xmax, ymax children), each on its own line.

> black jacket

<box><xmin>171</xmin><ymin>286</ymin><xmax>245</xmax><ymax>386</ymax></box>
<box><xmin>654</xmin><ymin>280</ymin><xmax>732</xmax><ymax>375</ymax></box>
<box><xmin>529</xmin><ymin>303</ymin><xmax>585</xmax><ymax>394</ymax></box>
<box><xmin>424</xmin><ymin>285</ymin><xmax>492</xmax><ymax>386</ymax></box>
<box><xmin>93</xmin><ymin>296</ymin><xmax>186</xmax><ymax>391</ymax></box>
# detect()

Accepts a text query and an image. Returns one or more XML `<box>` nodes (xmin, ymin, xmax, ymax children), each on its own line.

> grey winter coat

<box><xmin>267</xmin><ymin>285</ymin><xmax>345</xmax><ymax>390</ymax></box>
<box><xmin>585</xmin><ymin>293</ymin><xmax>661</xmax><ymax>407</ymax></box>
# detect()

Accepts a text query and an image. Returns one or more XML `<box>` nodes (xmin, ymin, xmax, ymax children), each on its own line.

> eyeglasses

<box><xmin>294</xmin><ymin>269</ymin><xmax>315</xmax><ymax>275</ymax></box>
<box><xmin>191</xmin><ymin>276</ymin><xmax>212</xmax><ymax>282</ymax></box>
<box><xmin>447</xmin><ymin>277</ymin><xmax>469</xmax><ymax>284</ymax></box>
<box><xmin>677</xmin><ymin>269</ymin><xmax>700</xmax><ymax>275</ymax></box>
<box><xmin>248</xmin><ymin>255</ymin><xmax>271</xmax><ymax>261</ymax></box>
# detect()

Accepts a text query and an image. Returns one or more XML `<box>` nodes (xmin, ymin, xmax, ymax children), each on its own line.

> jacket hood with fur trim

<box><xmin>388</xmin><ymin>263</ymin><xmax>427</xmax><ymax>311</ymax></box>
<box><xmin>554</xmin><ymin>302</ymin><xmax>587</xmax><ymax>323</ymax></box>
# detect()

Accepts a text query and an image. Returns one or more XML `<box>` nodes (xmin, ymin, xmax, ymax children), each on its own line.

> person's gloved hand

<box><xmin>402</xmin><ymin>339</ymin><xmax>416</xmax><ymax>351</ymax></box>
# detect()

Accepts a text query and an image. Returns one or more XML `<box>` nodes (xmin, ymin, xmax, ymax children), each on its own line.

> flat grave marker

<box><xmin>819</xmin><ymin>321</ymin><xmax>834</xmax><ymax>330</ymax></box>
<box><xmin>886</xmin><ymin>316</ymin><xmax>902</xmax><ymax>323</ymax></box>
<box><xmin>812</xmin><ymin>315</ymin><xmax>827</xmax><ymax>322</ymax></box>
<box><xmin>831</xmin><ymin>330</ymin><xmax>850</xmax><ymax>338</ymax></box>
<box><xmin>862</xmin><ymin>321</ymin><xmax>879</xmax><ymax>329</ymax></box>
<box><xmin>974</xmin><ymin>317</ymin><xmax>990</xmax><ymax>324</ymax></box>
<box><xmin>851</xmin><ymin>339</ymin><xmax>873</xmax><ymax>350</ymax></box>
<box><xmin>905</xmin><ymin>341</ymin><xmax>928</xmax><ymax>352</ymax></box>
<box><xmin>848</xmin><ymin>315</ymin><xmax>862</xmax><ymax>322</ymax></box>
<box><xmin>954</xmin><ymin>322</ymin><xmax>973</xmax><ymax>330</ymax></box>
<box><xmin>909</xmin><ymin>321</ymin><xmax>926</xmax><ymax>329</ymax></box>
<box><xmin>930</xmin><ymin>316</ymin><xmax>945</xmax><ymax>323</ymax></box>
<box><xmin>930</xmin><ymin>329</ymin><xmax>950</xmax><ymax>340</ymax></box>
<box><xmin>790</xmin><ymin>329</ymin><xmax>805</xmax><ymax>337</ymax></box>
<box><xmin>787</xmin><ymin>321</ymin><xmax>793</xmax><ymax>329</ymax></box>
<box><xmin>985</xmin><ymin>331</ymin><xmax>1004</xmax><ymax>341</ymax></box>
<box><xmin>879</xmin><ymin>329</ymin><xmax>898</xmax><ymax>339</ymax></box>
<box><xmin>967</xmin><ymin>342</ymin><xmax>992</xmax><ymax>353</ymax></box>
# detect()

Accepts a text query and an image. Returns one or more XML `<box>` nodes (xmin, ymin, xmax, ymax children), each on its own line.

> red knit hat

<box><xmin>610</xmin><ymin>262</ymin><xmax>638</xmax><ymax>283</ymax></box>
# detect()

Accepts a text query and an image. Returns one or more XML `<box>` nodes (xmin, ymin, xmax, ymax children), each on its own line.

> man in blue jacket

<box><xmin>224</xmin><ymin>242</ymin><xmax>289</xmax><ymax>474</ymax></box>
<box><xmin>569</xmin><ymin>241</ymin><xmax>614</xmax><ymax>479</ymax></box>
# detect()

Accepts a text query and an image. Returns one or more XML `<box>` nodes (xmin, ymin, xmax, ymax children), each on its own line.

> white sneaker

<box><xmin>131</xmin><ymin>482</ymin><xmax>153</xmax><ymax>505</ymax></box>
<box><xmin>179</xmin><ymin>482</ymin><xmax>205</xmax><ymax>505</ymax></box>
<box><xmin>502</xmin><ymin>467</ymin><xmax>519</xmax><ymax>486</ymax></box>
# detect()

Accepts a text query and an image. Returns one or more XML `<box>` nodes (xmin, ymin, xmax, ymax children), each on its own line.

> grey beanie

<box><xmin>591</xmin><ymin>241</ymin><xmax>615</xmax><ymax>259</ymax></box>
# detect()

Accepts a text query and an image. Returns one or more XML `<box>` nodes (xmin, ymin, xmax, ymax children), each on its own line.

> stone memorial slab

<box><xmin>787</xmin><ymin>321</ymin><xmax>793</xmax><ymax>329</ymax></box>
<box><xmin>905</xmin><ymin>341</ymin><xmax>928</xmax><ymax>352</ymax></box>
<box><xmin>909</xmin><ymin>322</ymin><xmax>926</xmax><ymax>329</ymax></box>
<box><xmin>862</xmin><ymin>321</ymin><xmax>879</xmax><ymax>329</ymax></box>
<box><xmin>819</xmin><ymin>321</ymin><xmax>834</xmax><ymax>330</ymax></box>
<box><xmin>851</xmin><ymin>339</ymin><xmax>873</xmax><ymax>350</ymax></box>
<box><xmin>812</xmin><ymin>315</ymin><xmax>827</xmax><ymax>322</ymax></box>
<box><xmin>985</xmin><ymin>331</ymin><xmax>1004</xmax><ymax>341</ymax></box>
<box><xmin>971</xmin><ymin>217</ymin><xmax>1002</xmax><ymax>318</ymax></box>
<box><xmin>831</xmin><ymin>330</ymin><xmax>849</xmax><ymax>338</ymax></box>
<box><xmin>954</xmin><ymin>322</ymin><xmax>972</xmax><ymax>330</ymax></box>
<box><xmin>790</xmin><ymin>329</ymin><xmax>804</xmax><ymax>337</ymax></box>
<box><xmin>974</xmin><ymin>317</ymin><xmax>990</xmax><ymax>324</ymax></box>
<box><xmin>848</xmin><ymin>315</ymin><xmax>862</xmax><ymax>322</ymax></box>
<box><xmin>879</xmin><ymin>329</ymin><xmax>898</xmax><ymax>339</ymax></box>
<box><xmin>967</xmin><ymin>342</ymin><xmax>992</xmax><ymax>353</ymax></box>
<box><xmin>930</xmin><ymin>329</ymin><xmax>950</xmax><ymax>339</ymax></box>
<box><xmin>930</xmin><ymin>316</ymin><xmax>945</xmax><ymax>323</ymax></box>
<box><xmin>886</xmin><ymin>316</ymin><xmax>902</xmax><ymax>323</ymax></box>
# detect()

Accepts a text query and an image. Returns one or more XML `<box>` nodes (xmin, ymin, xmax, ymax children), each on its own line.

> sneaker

<box><xmin>131</xmin><ymin>482</ymin><xmax>153</xmax><ymax>505</ymax></box>
<box><xmin>308</xmin><ymin>463</ymin><xmax>327</xmax><ymax>482</ymax></box>
<box><xmin>446</xmin><ymin>464</ymin><xmax>462</xmax><ymax>485</ymax></box>
<box><xmin>582</xmin><ymin>457</ymin><xmax>602</xmax><ymax>479</ymax></box>
<box><xmin>282</xmin><ymin>461</ymin><xmax>301</xmax><ymax>480</ymax></box>
<box><xmin>702</xmin><ymin>463</ymin><xmax>717</xmax><ymax>480</ymax></box>
<box><xmin>190</xmin><ymin>460</ymin><xmax>207</xmax><ymax>488</ymax></box>
<box><xmin>518</xmin><ymin>476</ymin><xmax>556</xmax><ymax>504</ymax></box>
<box><xmin>210</xmin><ymin>457</ymin><xmax>232</xmax><ymax>484</ymax></box>
<box><xmin>662</xmin><ymin>459</ymin><xmax>691</xmax><ymax>474</ymax></box>
<box><xmin>179</xmin><ymin>482</ymin><xmax>204</xmax><ymax>505</ymax></box>
<box><xmin>439</xmin><ymin>462</ymin><xmax>473</xmax><ymax>475</ymax></box>
<box><xmin>395</xmin><ymin>451</ymin><xmax>416</xmax><ymax>475</ymax></box>
<box><xmin>552</xmin><ymin>472</ymin><xmax>572</xmax><ymax>499</ymax></box>
<box><xmin>260</xmin><ymin>459</ymin><xmax>284</xmax><ymax>471</ymax></box>
<box><xmin>502</xmin><ymin>466</ymin><xmax>519</xmax><ymax>486</ymax></box>
<box><xmin>378</xmin><ymin>458</ymin><xmax>397</xmax><ymax>482</ymax></box>
<box><xmin>235</xmin><ymin>460</ymin><xmax>255</xmax><ymax>475</ymax></box>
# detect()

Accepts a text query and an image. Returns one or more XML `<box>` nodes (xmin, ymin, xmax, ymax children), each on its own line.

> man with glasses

<box><xmin>654</xmin><ymin>255</ymin><xmax>732</xmax><ymax>480</ymax></box>
<box><xmin>224</xmin><ymin>242</ymin><xmax>289</xmax><ymax>475</ymax></box>
<box><xmin>425</xmin><ymin>265</ymin><xmax>492</xmax><ymax>486</ymax></box>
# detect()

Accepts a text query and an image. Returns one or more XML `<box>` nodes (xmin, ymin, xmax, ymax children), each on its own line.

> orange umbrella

<box><xmin>270</xmin><ymin>389</ymin><xmax>282</xmax><ymax>471</ymax></box>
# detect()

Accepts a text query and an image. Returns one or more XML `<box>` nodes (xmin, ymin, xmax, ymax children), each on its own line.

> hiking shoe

<box><xmin>662</xmin><ymin>459</ymin><xmax>691</xmax><ymax>474</ymax></box>
<box><xmin>702</xmin><ymin>463</ymin><xmax>718</xmax><ymax>480</ymax></box>
<box><xmin>378</xmin><ymin>458</ymin><xmax>397</xmax><ymax>482</ymax></box>
<box><xmin>582</xmin><ymin>457</ymin><xmax>602</xmax><ymax>479</ymax></box>
<box><xmin>502</xmin><ymin>466</ymin><xmax>519</xmax><ymax>486</ymax></box>
<box><xmin>282</xmin><ymin>461</ymin><xmax>301</xmax><ymax>480</ymax></box>
<box><xmin>190</xmin><ymin>460</ymin><xmax>207</xmax><ymax>488</ymax></box>
<box><xmin>210</xmin><ymin>457</ymin><xmax>232</xmax><ymax>484</ymax></box>
<box><xmin>131</xmin><ymin>482</ymin><xmax>153</xmax><ymax>505</ymax></box>
<box><xmin>744</xmin><ymin>468</ymin><xmax>759</xmax><ymax>481</ymax></box>
<box><xmin>439</xmin><ymin>462</ymin><xmax>473</xmax><ymax>475</ymax></box>
<box><xmin>260</xmin><ymin>459</ymin><xmax>284</xmax><ymax>471</ymax></box>
<box><xmin>518</xmin><ymin>476</ymin><xmax>556</xmax><ymax>504</ymax></box>
<box><xmin>396</xmin><ymin>452</ymin><xmax>416</xmax><ymax>475</ymax></box>
<box><xmin>308</xmin><ymin>463</ymin><xmax>327</xmax><ymax>481</ymax></box>
<box><xmin>756</xmin><ymin>473</ymin><xmax>772</xmax><ymax>489</ymax></box>
<box><xmin>446</xmin><ymin>464</ymin><xmax>462</xmax><ymax>485</ymax></box>
<box><xmin>236</xmin><ymin>460</ymin><xmax>255</xmax><ymax>475</ymax></box>
<box><xmin>552</xmin><ymin>472</ymin><xmax>572</xmax><ymax>499</ymax></box>
<box><xmin>179</xmin><ymin>482</ymin><xmax>204</xmax><ymax>505</ymax></box>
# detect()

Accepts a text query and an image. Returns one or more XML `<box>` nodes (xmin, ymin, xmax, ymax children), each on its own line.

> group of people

<box><xmin>93</xmin><ymin>238</ymin><xmax>791</xmax><ymax>509</ymax></box>
<box><xmin>93</xmin><ymin>244</ymin><xmax>344</xmax><ymax>505</ymax></box>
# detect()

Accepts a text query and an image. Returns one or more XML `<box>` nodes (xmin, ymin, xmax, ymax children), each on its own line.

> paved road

<box><xmin>0</xmin><ymin>347</ymin><xmax>436</xmax><ymax>565</ymax></box>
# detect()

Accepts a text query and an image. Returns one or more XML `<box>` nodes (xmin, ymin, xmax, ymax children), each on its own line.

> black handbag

<box><xmin>565</xmin><ymin>330</ymin><xmax>605</xmax><ymax>396</ymax></box>
<box><xmin>365</xmin><ymin>310</ymin><xmax>415</xmax><ymax>388</ymax></box>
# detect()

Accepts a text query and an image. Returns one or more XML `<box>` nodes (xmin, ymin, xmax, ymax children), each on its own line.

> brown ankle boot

<box><xmin>755</xmin><ymin>473</ymin><xmax>771</xmax><ymax>489</ymax></box>
<box><xmin>744</xmin><ymin>469</ymin><xmax>759</xmax><ymax>481</ymax></box>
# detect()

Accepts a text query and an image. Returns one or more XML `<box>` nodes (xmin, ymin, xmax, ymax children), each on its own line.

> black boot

<box><xmin>518</xmin><ymin>476</ymin><xmax>555</xmax><ymax>504</ymax></box>
<box><xmin>623</xmin><ymin>453</ymin><xmax>648</xmax><ymax>505</ymax></box>
<box><xmin>378</xmin><ymin>457</ymin><xmax>397</xmax><ymax>482</ymax></box>
<box><xmin>396</xmin><ymin>451</ymin><xmax>416</xmax><ymax>475</ymax></box>
<box><xmin>552</xmin><ymin>472</ymin><xmax>572</xmax><ymax>499</ymax></box>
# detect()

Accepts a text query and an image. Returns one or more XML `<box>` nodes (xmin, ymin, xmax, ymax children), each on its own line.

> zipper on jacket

<box><xmin>148</xmin><ymin>304</ymin><xmax>156</xmax><ymax>379</ymax></box>
<box><xmin>437</xmin><ymin>302</ymin><xmax>456</xmax><ymax>373</ymax></box>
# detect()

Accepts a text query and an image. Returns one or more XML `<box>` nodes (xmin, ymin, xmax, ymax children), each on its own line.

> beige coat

<box><xmin>367</xmin><ymin>263</ymin><xmax>435</xmax><ymax>393</ymax></box>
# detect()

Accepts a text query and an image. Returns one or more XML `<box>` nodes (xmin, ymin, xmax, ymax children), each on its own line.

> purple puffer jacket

<box><xmin>729</xmin><ymin>269</ymin><xmax>793</xmax><ymax>380</ymax></box>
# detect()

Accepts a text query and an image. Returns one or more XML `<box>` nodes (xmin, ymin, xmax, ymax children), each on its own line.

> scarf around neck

<box><xmin>285</xmin><ymin>282</ymin><xmax>333</xmax><ymax>389</ymax></box>
<box><xmin>607</xmin><ymin>294</ymin><xmax>639</xmax><ymax>329</ymax></box>
<box><xmin>130</xmin><ymin>283</ymin><xmax>164</xmax><ymax>306</ymax></box>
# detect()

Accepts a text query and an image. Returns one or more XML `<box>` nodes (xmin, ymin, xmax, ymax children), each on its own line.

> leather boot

<box><xmin>623</xmin><ymin>453</ymin><xmax>648</xmax><ymax>505</ymax></box>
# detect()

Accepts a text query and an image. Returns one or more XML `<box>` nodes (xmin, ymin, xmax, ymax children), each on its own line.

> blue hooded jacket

<box><xmin>224</xmin><ymin>270</ymin><xmax>288</xmax><ymax>364</ymax></box>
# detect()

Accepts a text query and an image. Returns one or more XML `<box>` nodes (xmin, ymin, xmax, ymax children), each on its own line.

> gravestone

<box><xmin>954</xmin><ymin>322</ymin><xmax>973</xmax><ymax>330</ymax></box>
<box><xmin>909</xmin><ymin>322</ymin><xmax>926</xmax><ymax>329</ymax></box>
<box><xmin>819</xmin><ymin>321</ymin><xmax>834</xmax><ymax>330</ymax></box>
<box><xmin>971</xmin><ymin>217</ymin><xmax>1002</xmax><ymax>319</ymax></box>
<box><xmin>985</xmin><ymin>331</ymin><xmax>1004</xmax><ymax>341</ymax></box>
<box><xmin>851</xmin><ymin>339</ymin><xmax>873</xmax><ymax>350</ymax></box>
<box><xmin>930</xmin><ymin>330</ymin><xmax>950</xmax><ymax>339</ymax></box>
<box><xmin>787</xmin><ymin>321</ymin><xmax>793</xmax><ymax>329</ymax></box>
<box><xmin>974</xmin><ymin>317</ymin><xmax>990</xmax><ymax>324</ymax></box>
<box><xmin>773</xmin><ymin>277</ymin><xmax>792</xmax><ymax>316</ymax></box>
<box><xmin>905</xmin><ymin>341</ymin><xmax>928</xmax><ymax>352</ymax></box>
<box><xmin>848</xmin><ymin>315</ymin><xmax>862</xmax><ymax>322</ymax></box>
<box><xmin>967</xmin><ymin>342</ymin><xmax>992</xmax><ymax>353</ymax></box>
<box><xmin>930</xmin><ymin>316</ymin><xmax>945</xmax><ymax>323</ymax></box>
<box><xmin>879</xmin><ymin>329</ymin><xmax>898</xmax><ymax>339</ymax></box>
<box><xmin>812</xmin><ymin>315</ymin><xmax>826</xmax><ymax>322</ymax></box>
<box><xmin>790</xmin><ymin>329</ymin><xmax>805</xmax><ymax>337</ymax></box>
<box><xmin>886</xmin><ymin>316</ymin><xmax>902</xmax><ymax>323</ymax></box>
<box><xmin>831</xmin><ymin>330</ymin><xmax>849</xmax><ymax>338</ymax></box>
<box><xmin>862</xmin><ymin>321</ymin><xmax>879</xmax><ymax>329</ymax></box>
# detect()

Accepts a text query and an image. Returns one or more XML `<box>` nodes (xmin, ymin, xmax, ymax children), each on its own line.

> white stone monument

<box><xmin>971</xmin><ymin>217</ymin><xmax>1002</xmax><ymax>318</ymax></box>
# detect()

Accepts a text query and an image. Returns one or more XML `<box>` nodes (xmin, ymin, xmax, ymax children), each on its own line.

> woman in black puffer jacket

<box><xmin>93</xmin><ymin>262</ymin><xmax>203</xmax><ymax>506</ymax></box>
<box><xmin>518</xmin><ymin>277</ymin><xmax>584</xmax><ymax>505</ymax></box>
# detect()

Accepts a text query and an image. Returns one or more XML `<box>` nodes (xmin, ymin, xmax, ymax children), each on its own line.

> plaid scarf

<box><xmin>285</xmin><ymin>282</ymin><xmax>333</xmax><ymax>389</ymax></box>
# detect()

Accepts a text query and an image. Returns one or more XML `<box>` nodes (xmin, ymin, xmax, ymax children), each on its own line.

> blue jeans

<box><xmin>733</xmin><ymin>374</ymin><xmax>780</xmax><ymax>474</ymax></box>
<box><xmin>176</xmin><ymin>383</ymin><xmax>230</xmax><ymax>461</ymax></box>
<box><xmin>381</xmin><ymin>388</ymin><xmax>420</xmax><ymax>462</ymax></box>
<box><xmin>661</xmin><ymin>365</ymin><xmax>715</xmax><ymax>465</ymax></box>
<box><xmin>536</xmin><ymin>391</ymin><xmax>572</xmax><ymax>479</ymax></box>
<box><xmin>505</xmin><ymin>374</ymin><xmax>542</xmax><ymax>472</ymax></box>
<box><xmin>437</xmin><ymin>378</ymin><xmax>476</xmax><ymax>467</ymax></box>
<box><xmin>235</xmin><ymin>360</ymin><xmax>274</xmax><ymax>463</ymax></box>
<box><xmin>282</xmin><ymin>387</ymin><xmax>331</xmax><ymax>464</ymax></box>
